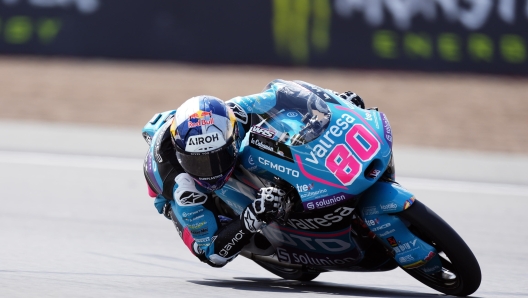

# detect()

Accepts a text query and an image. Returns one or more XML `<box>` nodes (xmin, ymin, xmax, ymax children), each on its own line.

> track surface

<box><xmin>1</xmin><ymin>121</ymin><xmax>528</xmax><ymax>298</ymax></box>
<box><xmin>1</xmin><ymin>57</ymin><xmax>528</xmax><ymax>154</ymax></box>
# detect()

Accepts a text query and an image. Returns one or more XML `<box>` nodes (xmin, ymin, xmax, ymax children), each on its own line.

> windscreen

<box><xmin>251</xmin><ymin>80</ymin><xmax>332</xmax><ymax>146</ymax></box>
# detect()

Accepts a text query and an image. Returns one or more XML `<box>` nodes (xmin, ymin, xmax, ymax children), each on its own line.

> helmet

<box><xmin>170</xmin><ymin>95</ymin><xmax>239</xmax><ymax>191</ymax></box>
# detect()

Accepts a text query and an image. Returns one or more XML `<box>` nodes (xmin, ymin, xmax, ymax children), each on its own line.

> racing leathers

<box><xmin>142</xmin><ymin>79</ymin><xmax>363</xmax><ymax>267</ymax></box>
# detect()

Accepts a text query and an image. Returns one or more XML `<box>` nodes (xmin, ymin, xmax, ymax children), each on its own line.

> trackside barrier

<box><xmin>1</xmin><ymin>0</ymin><xmax>526</xmax><ymax>75</ymax></box>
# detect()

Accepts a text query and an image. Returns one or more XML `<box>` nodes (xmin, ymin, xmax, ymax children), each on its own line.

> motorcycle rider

<box><xmin>142</xmin><ymin>79</ymin><xmax>364</xmax><ymax>267</ymax></box>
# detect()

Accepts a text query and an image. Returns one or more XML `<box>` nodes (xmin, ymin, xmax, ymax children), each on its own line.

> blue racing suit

<box><xmin>142</xmin><ymin>79</ymin><xmax>359</xmax><ymax>267</ymax></box>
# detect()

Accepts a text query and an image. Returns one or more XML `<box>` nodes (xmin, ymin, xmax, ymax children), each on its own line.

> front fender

<box><xmin>358</xmin><ymin>181</ymin><xmax>416</xmax><ymax>216</ymax></box>
<box><xmin>357</xmin><ymin>181</ymin><xmax>441</xmax><ymax>270</ymax></box>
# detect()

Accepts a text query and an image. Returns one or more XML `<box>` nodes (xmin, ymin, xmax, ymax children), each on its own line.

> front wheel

<box><xmin>253</xmin><ymin>259</ymin><xmax>320</xmax><ymax>281</ymax></box>
<box><xmin>397</xmin><ymin>200</ymin><xmax>481</xmax><ymax>296</ymax></box>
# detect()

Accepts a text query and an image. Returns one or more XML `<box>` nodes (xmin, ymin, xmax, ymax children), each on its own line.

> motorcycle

<box><xmin>198</xmin><ymin>80</ymin><xmax>481</xmax><ymax>296</ymax></box>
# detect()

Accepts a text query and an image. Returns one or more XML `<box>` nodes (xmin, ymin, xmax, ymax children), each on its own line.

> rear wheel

<box><xmin>253</xmin><ymin>259</ymin><xmax>320</xmax><ymax>281</ymax></box>
<box><xmin>397</xmin><ymin>200</ymin><xmax>481</xmax><ymax>296</ymax></box>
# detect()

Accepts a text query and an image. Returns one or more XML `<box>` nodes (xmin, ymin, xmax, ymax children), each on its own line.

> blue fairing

<box><xmin>238</xmin><ymin>88</ymin><xmax>393</xmax><ymax>211</ymax></box>
<box><xmin>220</xmin><ymin>80</ymin><xmax>442</xmax><ymax>271</ymax></box>
<box><xmin>357</xmin><ymin>181</ymin><xmax>442</xmax><ymax>270</ymax></box>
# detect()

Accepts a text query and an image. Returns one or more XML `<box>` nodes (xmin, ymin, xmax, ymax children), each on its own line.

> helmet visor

<box><xmin>175</xmin><ymin>137</ymin><xmax>238</xmax><ymax>179</ymax></box>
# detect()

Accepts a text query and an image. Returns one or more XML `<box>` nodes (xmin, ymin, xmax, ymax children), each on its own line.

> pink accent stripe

<box><xmin>147</xmin><ymin>183</ymin><xmax>157</xmax><ymax>198</ymax></box>
<box><xmin>277</xmin><ymin>225</ymin><xmax>351</xmax><ymax>238</ymax></box>
<box><xmin>240</xmin><ymin>177</ymin><xmax>259</xmax><ymax>191</ymax></box>
<box><xmin>335</xmin><ymin>105</ymin><xmax>383</xmax><ymax>143</ymax></box>
<box><xmin>295</xmin><ymin>154</ymin><xmax>347</xmax><ymax>190</ymax></box>
<box><xmin>182</xmin><ymin>227</ymin><xmax>195</xmax><ymax>254</ymax></box>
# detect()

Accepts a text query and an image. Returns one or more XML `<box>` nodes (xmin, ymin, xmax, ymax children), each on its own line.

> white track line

<box><xmin>1</xmin><ymin>150</ymin><xmax>527</xmax><ymax>197</ymax></box>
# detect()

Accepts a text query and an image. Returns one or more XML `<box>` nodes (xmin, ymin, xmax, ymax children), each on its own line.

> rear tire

<box><xmin>253</xmin><ymin>259</ymin><xmax>320</xmax><ymax>281</ymax></box>
<box><xmin>397</xmin><ymin>200</ymin><xmax>481</xmax><ymax>296</ymax></box>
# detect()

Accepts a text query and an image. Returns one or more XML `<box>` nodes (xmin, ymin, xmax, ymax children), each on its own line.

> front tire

<box><xmin>397</xmin><ymin>200</ymin><xmax>481</xmax><ymax>296</ymax></box>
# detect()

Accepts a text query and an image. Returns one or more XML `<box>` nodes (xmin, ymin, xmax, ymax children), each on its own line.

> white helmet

<box><xmin>170</xmin><ymin>95</ymin><xmax>239</xmax><ymax>191</ymax></box>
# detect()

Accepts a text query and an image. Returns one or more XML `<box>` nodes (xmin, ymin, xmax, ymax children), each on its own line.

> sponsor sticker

<box><xmin>182</xmin><ymin>209</ymin><xmax>203</xmax><ymax>218</ymax></box>
<box><xmin>380</xmin><ymin>202</ymin><xmax>398</xmax><ymax>212</ymax></box>
<box><xmin>386</xmin><ymin>236</ymin><xmax>398</xmax><ymax>247</ymax></box>
<box><xmin>362</xmin><ymin>206</ymin><xmax>379</xmax><ymax>216</ymax></box>
<box><xmin>403</xmin><ymin>197</ymin><xmax>416</xmax><ymax>210</ymax></box>
<box><xmin>303</xmin><ymin>193</ymin><xmax>354</xmax><ymax>210</ymax></box>
<box><xmin>399</xmin><ymin>254</ymin><xmax>415</xmax><ymax>263</ymax></box>
<box><xmin>287</xmin><ymin>112</ymin><xmax>298</xmax><ymax>117</ymax></box>
<box><xmin>186</xmin><ymin>132</ymin><xmax>224</xmax><ymax>152</ymax></box>
<box><xmin>250</xmin><ymin>126</ymin><xmax>275</xmax><ymax>138</ymax></box>
<box><xmin>249</xmin><ymin>134</ymin><xmax>293</xmax><ymax>162</ymax></box>
<box><xmin>380</xmin><ymin>112</ymin><xmax>393</xmax><ymax>148</ymax></box>
<box><xmin>277</xmin><ymin>249</ymin><xmax>358</xmax><ymax>266</ymax></box>
<box><xmin>304</xmin><ymin>113</ymin><xmax>356</xmax><ymax>165</ymax></box>
<box><xmin>178</xmin><ymin>191</ymin><xmax>208</xmax><ymax>205</ymax></box>
<box><xmin>296</xmin><ymin>183</ymin><xmax>315</xmax><ymax>192</ymax></box>
<box><xmin>378</xmin><ymin>228</ymin><xmax>395</xmax><ymax>237</ymax></box>
<box><xmin>371</xmin><ymin>223</ymin><xmax>391</xmax><ymax>231</ymax></box>
<box><xmin>258</xmin><ymin>157</ymin><xmax>299</xmax><ymax>177</ymax></box>
<box><xmin>188</xmin><ymin>110</ymin><xmax>214</xmax><ymax>128</ymax></box>
<box><xmin>226</xmin><ymin>102</ymin><xmax>248</xmax><ymax>124</ymax></box>
<box><xmin>364</xmin><ymin>218</ymin><xmax>379</xmax><ymax>227</ymax></box>
<box><xmin>219</xmin><ymin>230</ymin><xmax>245</xmax><ymax>257</ymax></box>
<box><xmin>364</xmin><ymin>111</ymin><xmax>373</xmax><ymax>121</ymax></box>
<box><xmin>393</xmin><ymin>239</ymin><xmax>420</xmax><ymax>254</ymax></box>
<box><xmin>286</xmin><ymin>207</ymin><xmax>355</xmax><ymax>230</ymax></box>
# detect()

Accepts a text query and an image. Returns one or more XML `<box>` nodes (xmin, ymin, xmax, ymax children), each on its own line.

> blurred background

<box><xmin>0</xmin><ymin>0</ymin><xmax>527</xmax><ymax>153</ymax></box>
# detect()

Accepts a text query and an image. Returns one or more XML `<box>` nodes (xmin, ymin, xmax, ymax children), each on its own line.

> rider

<box><xmin>142</xmin><ymin>79</ymin><xmax>365</xmax><ymax>267</ymax></box>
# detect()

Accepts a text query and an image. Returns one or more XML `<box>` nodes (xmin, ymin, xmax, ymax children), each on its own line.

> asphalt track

<box><xmin>1</xmin><ymin>121</ymin><xmax>528</xmax><ymax>298</ymax></box>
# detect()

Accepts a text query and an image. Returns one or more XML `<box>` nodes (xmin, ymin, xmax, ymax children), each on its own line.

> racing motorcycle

<box><xmin>207</xmin><ymin>80</ymin><xmax>480</xmax><ymax>296</ymax></box>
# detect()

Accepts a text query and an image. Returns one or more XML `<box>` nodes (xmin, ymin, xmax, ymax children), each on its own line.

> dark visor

<box><xmin>175</xmin><ymin>137</ymin><xmax>238</xmax><ymax>178</ymax></box>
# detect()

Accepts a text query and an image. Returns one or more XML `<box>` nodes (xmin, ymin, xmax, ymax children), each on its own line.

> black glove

<box><xmin>339</xmin><ymin>91</ymin><xmax>365</xmax><ymax>109</ymax></box>
<box><xmin>242</xmin><ymin>187</ymin><xmax>285</xmax><ymax>232</ymax></box>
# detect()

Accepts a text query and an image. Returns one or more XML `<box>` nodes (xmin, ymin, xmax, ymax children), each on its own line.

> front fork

<box><xmin>357</xmin><ymin>180</ymin><xmax>442</xmax><ymax>273</ymax></box>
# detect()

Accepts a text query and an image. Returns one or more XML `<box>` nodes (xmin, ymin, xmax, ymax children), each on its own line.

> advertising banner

<box><xmin>1</xmin><ymin>0</ymin><xmax>526</xmax><ymax>75</ymax></box>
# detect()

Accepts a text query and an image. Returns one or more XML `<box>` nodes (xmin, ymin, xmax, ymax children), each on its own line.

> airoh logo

<box><xmin>186</xmin><ymin>132</ymin><xmax>224</xmax><ymax>152</ymax></box>
<box><xmin>187</xmin><ymin>132</ymin><xmax>219</xmax><ymax>146</ymax></box>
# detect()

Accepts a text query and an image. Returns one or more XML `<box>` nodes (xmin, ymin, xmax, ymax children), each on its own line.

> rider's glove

<box><xmin>241</xmin><ymin>187</ymin><xmax>286</xmax><ymax>233</ymax></box>
<box><xmin>254</xmin><ymin>187</ymin><xmax>286</xmax><ymax>219</ymax></box>
<box><xmin>339</xmin><ymin>91</ymin><xmax>365</xmax><ymax>109</ymax></box>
